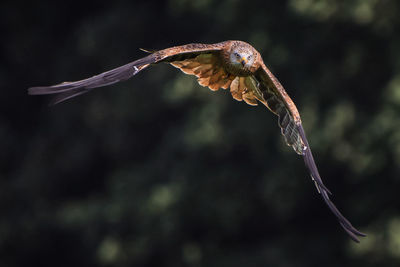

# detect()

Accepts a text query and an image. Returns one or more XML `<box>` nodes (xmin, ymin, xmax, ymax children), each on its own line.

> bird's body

<box><xmin>29</xmin><ymin>40</ymin><xmax>365</xmax><ymax>242</ymax></box>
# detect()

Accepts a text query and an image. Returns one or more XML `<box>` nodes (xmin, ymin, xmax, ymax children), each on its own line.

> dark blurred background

<box><xmin>1</xmin><ymin>0</ymin><xmax>400</xmax><ymax>266</ymax></box>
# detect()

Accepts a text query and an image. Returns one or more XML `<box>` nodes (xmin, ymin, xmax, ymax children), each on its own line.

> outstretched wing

<box><xmin>251</xmin><ymin>62</ymin><xmax>366</xmax><ymax>242</ymax></box>
<box><xmin>28</xmin><ymin>42</ymin><xmax>230</xmax><ymax>104</ymax></box>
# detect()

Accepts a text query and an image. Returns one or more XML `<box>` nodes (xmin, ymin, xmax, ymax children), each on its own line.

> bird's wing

<box><xmin>169</xmin><ymin>53</ymin><xmax>236</xmax><ymax>92</ymax></box>
<box><xmin>251</xmin><ymin>61</ymin><xmax>365</xmax><ymax>242</ymax></box>
<box><xmin>28</xmin><ymin>42</ymin><xmax>229</xmax><ymax>104</ymax></box>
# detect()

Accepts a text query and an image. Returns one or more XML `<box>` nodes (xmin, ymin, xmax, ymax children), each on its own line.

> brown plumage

<box><xmin>28</xmin><ymin>40</ymin><xmax>365</xmax><ymax>242</ymax></box>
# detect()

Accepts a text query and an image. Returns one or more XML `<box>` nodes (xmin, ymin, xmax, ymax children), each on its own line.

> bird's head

<box><xmin>229</xmin><ymin>45</ymin><xmax>255</xmax><ymax>70</ymax></box>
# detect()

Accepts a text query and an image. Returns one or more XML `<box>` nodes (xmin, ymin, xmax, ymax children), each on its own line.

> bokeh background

<box><xmin>2</xmin><ymin>0</ymin><xmax>400</xmax><ymax>266</ymax></box>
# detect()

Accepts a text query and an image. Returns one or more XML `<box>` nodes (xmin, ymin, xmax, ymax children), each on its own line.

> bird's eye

<box><xmin>234</xmin><ymin>52</ymin><xmax>240</xmax><ymax>58</ymax></box>
<box><xmin>247</xmin><ymin>55</ymin><xmax>252</xmax><ymax>60</ymax></box>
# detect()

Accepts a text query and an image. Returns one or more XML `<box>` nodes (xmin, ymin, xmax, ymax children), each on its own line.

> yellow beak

<box><xmin>241</xmin><ymin>57</ymin><xmax>248</xmax><ymax>66</ymax></box>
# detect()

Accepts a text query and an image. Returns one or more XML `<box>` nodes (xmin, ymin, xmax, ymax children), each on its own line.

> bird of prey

<box><xmin>28</xmin><ymin>40</ymin><xmax>365</xmax><ymax>242</ymax></box>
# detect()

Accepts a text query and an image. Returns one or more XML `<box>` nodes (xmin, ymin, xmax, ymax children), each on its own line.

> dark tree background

<box><xmin>1</xmin><ymin>0</ymin><xmax>400</xmax><ymax>266</ymax></box>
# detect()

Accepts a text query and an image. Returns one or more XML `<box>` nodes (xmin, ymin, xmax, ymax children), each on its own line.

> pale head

<box><xmin>229</xmin><ymin>43</ymin><xmax>256</xmax><ymax>70</ymax></box>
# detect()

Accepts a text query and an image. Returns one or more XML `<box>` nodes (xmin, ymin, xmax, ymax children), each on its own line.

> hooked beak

<box><xmin>241</xmin><ymin>57</ymin><xmax>248</xmax><ymax>66</ymax></box>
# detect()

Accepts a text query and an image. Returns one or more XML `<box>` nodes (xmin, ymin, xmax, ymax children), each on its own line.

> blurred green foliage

<box><xmin>1</xmin><ymin>0</ymin><xmax>400</xmax><ymax>266</ymax></box>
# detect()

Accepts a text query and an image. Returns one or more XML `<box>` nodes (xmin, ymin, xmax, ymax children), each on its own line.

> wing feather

<box><xmin>253</xmin><ymin>62</ymin><xmax>366</xmax><ymax>242</ymax></box>
<box><xmin>170</xmin><ymin>53</ymin><xmax>235</xmax><ymax>92</ymax></box>
<box><xmin>28</xmin><ymin>42</ymin><xmax>229</xmax><ymax>104</ymax></box>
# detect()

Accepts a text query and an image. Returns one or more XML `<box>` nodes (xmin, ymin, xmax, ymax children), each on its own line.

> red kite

<box><xmin>29</xmin><ymin>40</ymin><xmax>365</xmax><ymax>242</ymax></box>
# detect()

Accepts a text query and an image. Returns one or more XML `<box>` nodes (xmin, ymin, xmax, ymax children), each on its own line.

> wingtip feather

<box><xmin>296</xmin><ymin>123</ymin><xmax>365</xmax><ymax>242</ymax></box>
